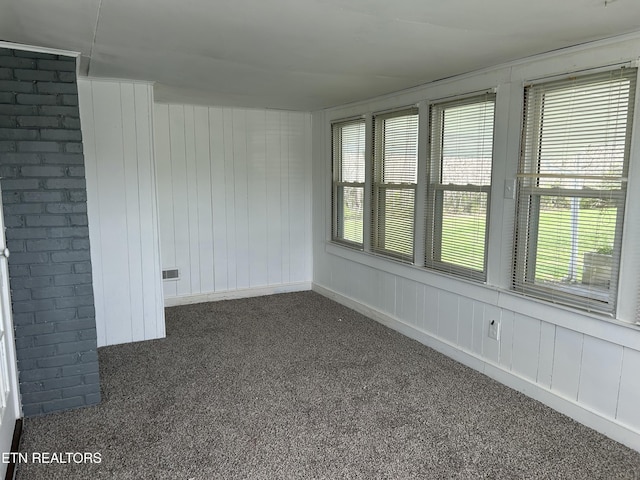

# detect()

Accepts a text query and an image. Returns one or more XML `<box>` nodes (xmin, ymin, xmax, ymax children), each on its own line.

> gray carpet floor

<box><xmin>16</xmin><ymin>291</ymin><xmax>640</xmax><ymax>479</ymax></box>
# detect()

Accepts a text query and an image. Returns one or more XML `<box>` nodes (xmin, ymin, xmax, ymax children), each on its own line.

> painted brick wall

<box><xmin>0</xmin><ymin>47</ymin><xmax>101</xmax><ymax>416</ymax></box>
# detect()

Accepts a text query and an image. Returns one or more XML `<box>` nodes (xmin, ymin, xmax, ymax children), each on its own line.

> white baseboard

<box><xmin>164</xmin><ymin>282</ymin><xmax>312</xmax><ymax>307</ymax></box>
<box><xmin>312</xmin><ymin>282</ymin><xmax>640</xmax><ymax>453</ymax></box>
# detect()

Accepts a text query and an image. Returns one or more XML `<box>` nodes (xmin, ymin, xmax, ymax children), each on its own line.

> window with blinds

<box><xmin>372</xmin><ymin>109</ymin><xmax>419</xmax><ymax>262</ymax></box>
<box><xmin>426</xmin><ymin>94</ymin><xmax>496</xmax><ymax>280</ymax></box>
<box><xmin>514</xmin><ymin>67</ymin><xmax>637</xmax><ymax>314</ymax></box>
<box><xmin>332</xmin><ymin>119</ymin><xmax>366</xmax><ymax>246</ymax></box>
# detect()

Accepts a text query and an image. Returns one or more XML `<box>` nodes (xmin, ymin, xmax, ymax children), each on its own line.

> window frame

<box><xmin>331</xmin><ymin>118</ymin><xmax>366</xmax><ymax>249</ymax></box>
<box><xmin>425</xmin><ymin>93</ymin><xmax>496</xmax><ymax>281</ymax></box>
<box><xmin>512</xmin><ymin>67</ymin><xmax>637</xmax><ymax>315</ymax></box>
<box><xmin>371</xmin><ymin>107</ymin><xmax>420</xmax><ymax>263</ymax></box>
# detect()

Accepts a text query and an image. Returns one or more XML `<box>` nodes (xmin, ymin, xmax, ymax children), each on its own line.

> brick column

<box><xmin>0</xmin><ymin>47</ymin><xmax>101</xmax><ymax>416</ymax></box>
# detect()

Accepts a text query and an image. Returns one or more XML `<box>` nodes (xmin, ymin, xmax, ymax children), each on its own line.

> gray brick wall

<box><xmin>0</xmin><ymin>47</ymin><xmax>100</xmax><ymax>416</ymax></box>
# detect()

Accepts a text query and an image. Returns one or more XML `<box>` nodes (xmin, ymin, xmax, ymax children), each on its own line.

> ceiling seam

<box><xmin>88</xmin><ymin>0</ymin><xmax>104</xmax><ymax>76</ymax></box>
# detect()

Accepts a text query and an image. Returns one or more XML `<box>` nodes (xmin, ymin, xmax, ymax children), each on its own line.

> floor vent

<box><xmin>162</xmin><ymin>269</ymin><xmax>179</xmax><ymax>280</ymax></box>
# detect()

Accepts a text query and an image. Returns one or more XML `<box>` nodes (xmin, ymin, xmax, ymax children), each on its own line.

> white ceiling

<box><xmin>1</xmin><ymin>0</ymin><xmax>640</xmax><ymax>111</ymax></box>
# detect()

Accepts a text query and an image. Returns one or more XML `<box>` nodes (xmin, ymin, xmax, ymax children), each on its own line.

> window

<box><xmin>513</xmin><ymin>68</ymin><xmax>637</xmax><ymax>314</ymax></box>
<box><xmin>372</xmin><ymin>109</ymin><xmax>419</xmax><ymax>262</ymax></box>
<box><xmin>332</xmin><ymin>119</ymin><xmax>366</xmax><ymax>246</ymax></box>
<box><xmin>426</xmin><ymin>94</ymin><xmax>496</xmax><ymax>280</ymax></box>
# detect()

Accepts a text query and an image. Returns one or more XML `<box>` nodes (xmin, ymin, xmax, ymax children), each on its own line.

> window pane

<box><xmin>382</xmin><ymin>114</ymin><xmax>418</xmax><ymax>184</ymax></box>
<box><xmin>337</xmin><ymin>186</ymin><xmax>364</xmax><ymax>244</ymax></box>
<box><xmin>440</xmin><ymin>191</ymin><xmax>487</xmax><ymax>271</ymax></box>
<box><xmin>340</xmin><ymin>122</ymin><xmax>365</xmax><ymax>183</ymax></box>
<box><xmin>533</xmin><ymin>196</ymin><xmax>617</xmax><ymax>282</ymax></box>
<box><xmin>441</xmin><ymin>101</ymin><xmax>494</xmax><ymax>185</ymax></box>
<box><xmin>380</xmin><ymin>188</ymin><xmax>415</xmax><ymax>257</ymax></box>
<box><xmin>536</xmin><ymin>78</ymin><xmax>631</xmax><ymax>189</ymax></box>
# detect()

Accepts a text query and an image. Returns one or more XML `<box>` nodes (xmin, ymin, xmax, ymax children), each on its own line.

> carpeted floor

<box><xmin>16</xmin><ymin>291</ymin><xmax>640</xmax><ymax>479</ymax></box>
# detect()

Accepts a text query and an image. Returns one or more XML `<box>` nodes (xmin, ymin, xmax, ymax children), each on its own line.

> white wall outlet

<box><xmin>488</xmin><ymin>319</ymin><xmax>500</xmax><ymax>341</ymax></box>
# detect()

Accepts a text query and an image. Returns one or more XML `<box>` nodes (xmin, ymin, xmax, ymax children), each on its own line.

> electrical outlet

<box><xmin>488</xmin><ymin>319</ymin><xmax>500</xmax><ymax>341</ymax></box>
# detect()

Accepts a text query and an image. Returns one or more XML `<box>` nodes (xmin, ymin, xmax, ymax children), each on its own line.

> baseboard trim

<box><xmin>164</xmin><ymin>282</ymin><xmax>313</xmax><ymax>307</ymax></box>
<box><xmin>5</xmin><ymin>418</ymin><xmax>22</xmax><ymax>480</ymax></box>
<box><xmin>312</xmin><ymin>282</ymin><xmax>640</xmax><ymax>453</ymax></box>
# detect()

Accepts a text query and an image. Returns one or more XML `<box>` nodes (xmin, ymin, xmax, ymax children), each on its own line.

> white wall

<box><xmin>154</xmin><ymin>104</ymin><xmax>312</xmax><ymax>305</ymax></box>
<box><xmin>79</xmin><ymin>78</ymin><xmax>165</xmax><ymax>347</ymax></box>
<box><xmin>312</xmin><ymin>34</ymin><xmax>640</xmax><ymax>451</ymax></box>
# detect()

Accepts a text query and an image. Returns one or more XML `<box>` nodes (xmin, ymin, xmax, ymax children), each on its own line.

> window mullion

<box><xmin>414</xmin><ymin>101</ymin><xmax>429</xmax><ymax>267</ymax></box>
<box><xmin>363</xmin><ymin>113</ymin><xmax>373</xmax><ymax>253</ymax></box>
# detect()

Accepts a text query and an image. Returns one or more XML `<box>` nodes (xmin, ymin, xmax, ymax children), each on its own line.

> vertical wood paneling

<box><xmin>537</xmin><ymin>322</ymin><xmax>556</xmax><ymax>388</ymax></box>
<box><xmin>457</xmin><ymin>297</ymin><xmax>474</xmax><ymax>352</ymax></box>
<box><xmin>184</xmin><ymin>106</ymin><xmax>201</xmax><ymax>294</ymax></box>
<box><xmin>380</xmin><ymin>272</ymin><xmax>396</xmax><ymax>317</ymax></box>
<box><xmin>119</xmin><ymin>83</ymin><xmax>145</xmax><ymax>342</ymax></box>
<box><xmin>578</xmin><ymin>336</ymin><xmax>623</xmax><ymax>418</ymax></box>
<box><xmin>394</xmin><ymin>276</ymin><xmax>403</xmax><ymax>319</ymax></box>
<box><xmin>351</xmin><ymin>263</ymin><xmax>364</xmax><ymax>303</ymax></box>
<box><xmin>209</xmin><ymin>107</ymin><xmax>228</xmax><ymax>291</ymax></box>
<box><xmin>402</xmin><ymin>278</ymin><xmax>418</xmax><ymax>327</ymax></box>
<box><xmin>471</xmin><ymin>301</ymin><xmax>484</xmax><ymax>356</ymax></box>
<box><xmin>304</xmin><ymin>113</ymin><xmax>313</xmax><ymax>282</ymax></box>
<box><xmin>233</xmin><ymin>110</ymin><xmax>250</xmax><ymax>289</ymax></box>
<box><xmin>80</xmin><ymin>79</ymin><xmax>165</xmax><ymax>347</ymax></box>
<box><xmin>194</xmin><ymin>106</ymin><xmax>214</xmax><ymax>293</ymax></box>
<box><xmin>289</xmin><ymin>112</ymin><xmax>307</xmax><ymax>283</ymax></box>
<box><xmin>358</xmin><ymin>265</ymin><xmax>371</xmax><ymax>303</ymax></box>
<box><xmin>168</xmin><ymin>105</ymin><xmax>191</xmax><ymax>296</ymax></box>
<box><xmin>331</xmin><ymin>255</ymin><xmax>346</xmax><ymax>298</ymax></box>
<box><xmin>372</xmin><ymin>270</ymin><xmax>385</xmax><ymax>313</ymax></box>
<box><xmin>499</xmin><ymin>310</ymin><xmax>514</xmax><ymax>370</ymax></box>
<box><xmin>438</xmin><ymin>290</ymin><xmax>458</xmax><ymax>344</ymax></box>
<box><xmin>424</xmin><ymin>286</ymin><xmax>438</xmax><ymax>334</ymax></box>
<box><xmin>153</xmin><ymin>104</ymin><xmax>177</xmax><ymax>299</ymax></box>
<box><xmin>511</xmin><ymin>314</ymin><xmax>540</xmax><ymax>381</ymax></box>
<box><xmin>223</xmin><ymin>108</ymin><xmax>237</xmax><ymax>290</ymax></box>
<box><xmin>266</xmin><ymin>110</ymin><xmax>283</xmax><ymax>286</ymax></box>
<box><xmin>247</xmin><ymin>110</ymin><xmax>268</xmax><ymax>287</ymax></box>
<box><xmin>156</xmin><ymin>105</ymin><xmax>312</xmax><ymax>299</ymax></box>
<box><xmin>280</xmin><ymin>112</ymin><xmax>291</xmax><ymax>284</ymax></box>
<box><xmin>92</xmin><ymin>82</ymin><xmax>131</xmax><ymax>345</ymax></box>
<box><xmin>416</xmin><ymin>284</ymin><xmax>426</xmax><ymax>331</ymax></box>
<box><xmin>551</xmin><ymin>327</ymin><xmax>584</xmax><ymax>400</ymax></box>
<box><xmin>617</xmin><ymin>347</ymin><xmax>640</xmax><ymax>429</ymax></box>
<box><xmin>135</xmin><ymin>84</ymin><xmax>164</xmax><ymax>340</ymax></box>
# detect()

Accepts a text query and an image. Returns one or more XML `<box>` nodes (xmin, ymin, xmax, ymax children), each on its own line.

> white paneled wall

<box><xmin>79</xmin><ymin>79</ymin><xmax>165</xmax><ymax>347</ymax></box>
<box><xmin>312</xmin><ymin>35</ymin><xmax>640</xmax><ymax>451</ymax></box>
<box><xmin>154</xmin><ymin>104</ymin><xmax>312</xmax><ymax>304</ymax></box>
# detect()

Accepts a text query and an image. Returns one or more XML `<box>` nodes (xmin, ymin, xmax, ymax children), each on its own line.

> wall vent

<box><xmin>162</xmin><ymin>269</ymin><xmax>179</xmax><ymax>280</ymax></box>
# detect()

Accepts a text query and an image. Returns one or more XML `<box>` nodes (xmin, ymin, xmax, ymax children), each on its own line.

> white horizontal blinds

<box><xmin>372</xmin><ymin>108</ymin><xmax>419</xmax><ymax>262</ymax></box>
<box><xmin>426</xmin><ymin>94</ymin><xmax>495</xmax><ymax>280</ymax></box>
<box><xmin>514</xmin><ymin>67</ymin><xmax>636</xmax><ymax>314</ymax></box>
<box><xmin>332</xmin><ymin>119</ymin><xmax>366</xmax><ymax>246</ymax></box>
